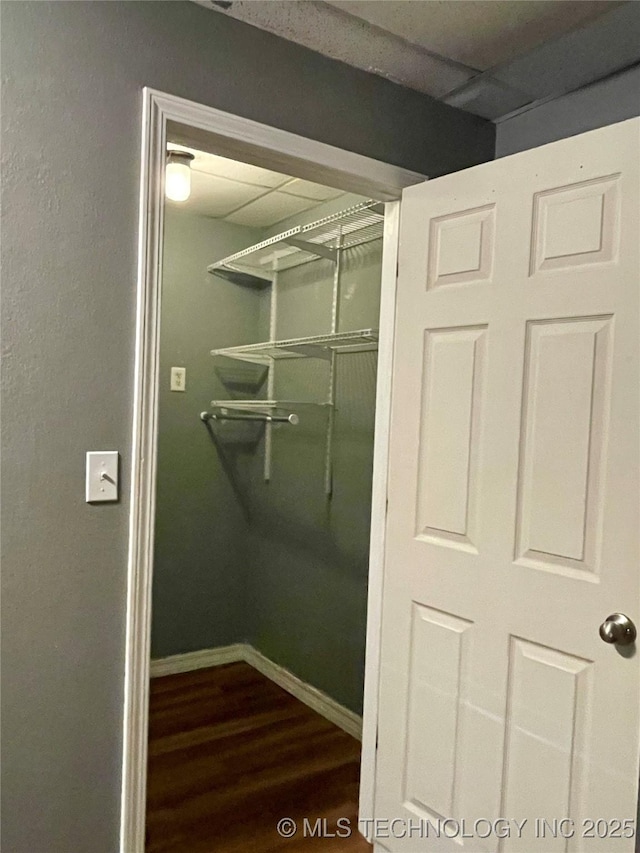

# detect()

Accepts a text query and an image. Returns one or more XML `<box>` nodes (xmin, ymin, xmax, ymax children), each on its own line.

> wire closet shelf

<box><xmin>204</xmin><ymin>198</ymin><xmax>384</xmax><ymax>492</ymax></box>
<box><xmin>210</xmin><ymin>329</ymin><xmax>378</xmax><ymax>365</ymax></box>
<box><xmin>206</xmin><ymin>199</ymin><xmax>384</xmax><ymax>284</ymax></box>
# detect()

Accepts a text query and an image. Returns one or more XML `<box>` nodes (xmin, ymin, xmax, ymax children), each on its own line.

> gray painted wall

<box><xmin>152</xmin><ymin>209</ymin><xmax>260</xmax><ymax>659</ymax></box>
<box><xmin>495</xmin><ymin>64</ymin><xmax>640</xmax><ymax>157</ymax></box>
<box><xmin>1</xmin><ymin>2</ymin><xmax>492</xmax><ymax>850</ymax></box>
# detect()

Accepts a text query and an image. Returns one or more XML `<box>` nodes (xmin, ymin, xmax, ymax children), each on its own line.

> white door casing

<box><xmin>123</xmin><ymin>88</ymin><xmax>425</xmax><ymax>852</ymax></box>
<box><xmin>373</xmin><ymin>119</ymin><xmax>640</xmax><ymax>851</ymax></box>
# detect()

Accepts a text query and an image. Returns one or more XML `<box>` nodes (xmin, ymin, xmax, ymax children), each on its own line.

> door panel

<box><xmin>416</xmin><ymin>325</ymin><xmax>486</xmax><ymax>548</ymax></box>
<box><xmin>515</xmin><ymin>316</ymin><xmax>612</xmax><ymax>576</ymax></box>
<box><xmin>374</xmin><ymin>119</ymin><xmax>639</xmax><ymax>852</ymax></box>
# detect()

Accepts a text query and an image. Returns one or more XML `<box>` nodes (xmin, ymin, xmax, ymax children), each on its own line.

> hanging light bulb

<box><xmin>165</xmin><ymin>151</ymin><xmax>194</xmax><ymax>202</ymax></box>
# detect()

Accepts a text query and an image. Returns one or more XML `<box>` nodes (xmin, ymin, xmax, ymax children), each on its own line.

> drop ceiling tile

<box><xmin>280</xmin><ymin>179</ymin><xmax>345</xmax><ymax>201</ymax></box>
<box><xmin>168</xmin><ymin>144</ymin><xmax>290</xmax><ymax>188</ymax></box>
<box><xmin>171</xmin><ymin>171</ymin><xmax>265</xmax><ymax>218</ymax></box>
<box><xmin>197</xmin><ymin>153</ymin><xmax>290</xmax><ymax>188</ymax></box>
<box><xmin>225</xmin><ymin>192</ymin><xmax>318</xmax><ymax>227</ymax></box>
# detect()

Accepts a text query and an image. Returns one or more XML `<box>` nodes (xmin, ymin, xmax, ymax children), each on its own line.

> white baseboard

<box><xmin>149</xmin><ymin>643</ymin><xmax>246</xmax><ymax>677</ymax></box>
<box><xmin>150</xmin><ymin>643</ymin><xmax>363</xmax><ymax>741</ymax></box>
<box><xmin>243</xmin><ymin>645</ymin><xmax>363</xmax><ymax>740</ymax></box>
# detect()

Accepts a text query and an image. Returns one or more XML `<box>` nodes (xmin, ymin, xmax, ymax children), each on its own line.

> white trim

<box><xmin>156</xmin><ymin>88</ymin><xmax>425</xmax><ymax>203</ymax></box>
<box><xmin>149</xmin><ymin>644</ymin><xmax>246</xmax><ymax>677</ymax></box>
<box><xmin>243</xmin><ymin>646</ymin><xmax>363</xmax><ymax>741</ymax></box>
<box><xmin>149</xmin><ymin>644</ymin><xmax>363</xmax><ymax>740</ymax></box>
<box><xmin>122</xmin><ymin>87</ymin><xmax>424</xmax><ymax>853</ymax></box>
<box><xmin>358</xmin><ymin>200</ymin><xmax>401</xmax><ymax>835</ymax></box>
<box><xmin>121</xmin><ymin>88</ymin><xmax>165</xmax><ymax>853</ymax></box>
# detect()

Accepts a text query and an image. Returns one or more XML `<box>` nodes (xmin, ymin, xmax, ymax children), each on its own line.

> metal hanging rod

<box><xmin>200</xmin><ymin>410</ymin><xmax>299</xmax><ymax>425</ymax></box>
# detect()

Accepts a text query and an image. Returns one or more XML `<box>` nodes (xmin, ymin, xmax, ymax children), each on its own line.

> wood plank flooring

<box><xmin>146</xmin><ymin>661</ymin><xmax>372</xmax><ymax>853</ymax></box>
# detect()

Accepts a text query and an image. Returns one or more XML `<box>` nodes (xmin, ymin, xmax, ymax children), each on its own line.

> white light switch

<box><xmin>86</xmin><ymin>451</ymin><xmax>119</xmax><ymax>503</ymax></box>
<box><xmin>170</xmin><ymin>366</ymin><xmax>186</xmax><ymax>392</ymax></box>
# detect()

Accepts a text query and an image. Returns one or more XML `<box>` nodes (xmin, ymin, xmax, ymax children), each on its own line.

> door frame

<box><xmin>121</xmin><ymin>86</ymin><xmax>425</xmax><ymax>852</ymax></box>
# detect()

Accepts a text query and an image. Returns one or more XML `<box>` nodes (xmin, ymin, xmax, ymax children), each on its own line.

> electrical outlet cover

<box><xmin>171</xmin><ymin>366</ymin><xmax>186</xmax><ymax>392</ymax></box>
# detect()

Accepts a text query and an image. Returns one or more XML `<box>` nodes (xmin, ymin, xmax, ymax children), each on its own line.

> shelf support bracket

<box><xmin>325</xmin><ymin>227</ymin><xmax>343</xmax><ymax>497</ymax></box>
<box><xmin>283</xmin><ymin>344</ymin><xmax>333</xmax><ymax>360</ymax></box>
<box><xmin>264</xmin><ymin>266</ymin><xmax>278</xmax><ymax>483</ymax></box>
<box><xmin>281</xmin><ymin>238</ymin><xmax>337</xmax><ymax>262</ymax></box>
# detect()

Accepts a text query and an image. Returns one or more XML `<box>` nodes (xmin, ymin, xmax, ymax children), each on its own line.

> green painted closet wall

<box><xmin>246</xmin><ymin>232</ymin><xmax>381</xmax><ymax>715</ymax></box>
<box><xmin>152</xmin><ymin>208</ymin><xmax>260</xmax><ymax>658</ymax></box>
<box><xmin>154</xmin><ymin>200</ymin><xmax>381</xmax><ymax>714</ymax></box>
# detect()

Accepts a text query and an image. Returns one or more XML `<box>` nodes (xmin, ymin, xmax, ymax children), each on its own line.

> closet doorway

<box><xmin>151</xmin><ymin>145</ymin><xmax>382</xmax><ymax>852</ymax></box>
<box><xmin>122</xmin><ymin>89</ymin><xmax>425</xmax><ymax>853</ymax></box>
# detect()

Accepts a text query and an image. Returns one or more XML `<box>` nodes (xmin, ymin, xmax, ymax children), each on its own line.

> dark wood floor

<box><xmin>146</xmin><ymin>662</ymin><xmax>373</xmax><ymax>853</ymax></box>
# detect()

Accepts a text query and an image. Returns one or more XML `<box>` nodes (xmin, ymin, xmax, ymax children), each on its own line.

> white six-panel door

<box><xmin>373</xmin><ymin>118</ymin><xmax>640</xmax><ymax>852</ymax></box>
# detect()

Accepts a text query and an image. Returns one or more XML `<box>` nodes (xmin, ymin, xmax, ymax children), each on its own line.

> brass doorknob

<box><xmin>599</xmin><ymin>613</ymin><xmax>637</xmax><ymax>646</ymax></box>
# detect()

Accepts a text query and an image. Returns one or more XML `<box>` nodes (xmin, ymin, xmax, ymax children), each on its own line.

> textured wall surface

<box><xmin>152</xmin><ymin>210</ymin><xmax>260</xmax><ymax>659</ymax></box>
<box><xmin>495</xmin><ymin>64</ymin><xmax>640</xmax><ymax>157</ymax></box>
<box><xmin>1</xmin><ymin>3</ymin><xmax>492</xmax><ymax>850</ymax></box>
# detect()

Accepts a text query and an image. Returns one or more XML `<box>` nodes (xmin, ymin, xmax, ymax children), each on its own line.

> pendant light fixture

<box><xmin>165</xmin><ymin>150</ymin><xmax>194</xmax><ymax>202</ymax></box>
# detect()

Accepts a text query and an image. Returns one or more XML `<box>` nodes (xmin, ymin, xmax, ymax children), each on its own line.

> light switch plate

<box><xmin>86</xmin><ymin>451</ymin><xmax>119</xmax><ymax>503</ymax></box>
<box><xmin>170</xmin><ymin>366</ymin><xmax>186</xmax><ymax>392</ymax></box>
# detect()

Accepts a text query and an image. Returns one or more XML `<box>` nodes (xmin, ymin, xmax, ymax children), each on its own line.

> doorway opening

<box><xmin>150</xmin><ymin>140</ymin><xmax>383</xmax><ymax>851</ymax></box>
<box><xmin>122</xmin><ymin>89</ymin><xmax>424</xmax><ymax>853</ymax></box>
